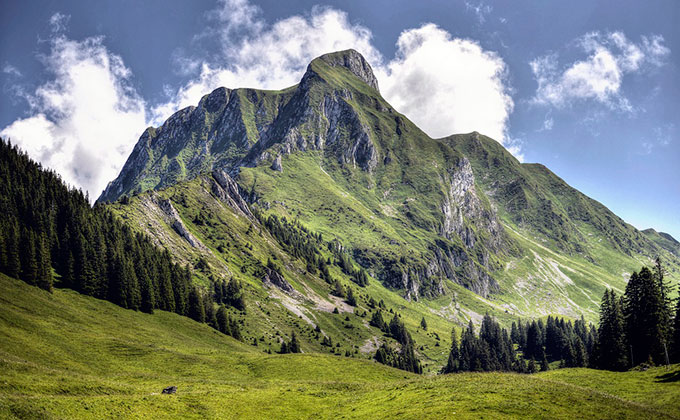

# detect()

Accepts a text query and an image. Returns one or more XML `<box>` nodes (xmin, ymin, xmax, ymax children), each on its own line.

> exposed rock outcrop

<box><xmin>210</xmin><ymin>169</ymin><xmax>255</xmax><ymax>220</ymax></box>
<box><xmin>262</xmin><ymin>267</ymin><xmax>297</xmax><ymax>296</ymax></box>
<box><xmin>317</xmin><ymin>49</ymin><xmax>380</xmax><ymax>91</ymax></box>
<box><xmin>271</xmin><ymin>154</ymin><xmax>283</xmax><ymax>172</ymax></box>
<box><xmin>157</xmin><ymin>197</ymin><xmax>207</xmax><ymax>250</ymax></box>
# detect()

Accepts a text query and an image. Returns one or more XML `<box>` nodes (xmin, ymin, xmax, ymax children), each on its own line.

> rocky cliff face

<box><xmin>241</xmin><ymin>50</ymin><xmax>381</xmax><ymax>173</ymax></box>
<box><xmin>100</xmin><ymin>49</ymin><xmax>513</xmax><ymax>301</ymax></box>
<box><xmin>98</xmin><ymin>86</ymin><xmax>293</xmax><ymax>203</ymax></box>
<box><xmin>99</xmin><ymin>50</ymin><xmax>382</xmax><ymax>204</ymax></box>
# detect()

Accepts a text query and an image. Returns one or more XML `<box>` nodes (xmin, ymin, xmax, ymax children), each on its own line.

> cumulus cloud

<box><xmin>377</xmin><ymin>24</ymin><xmax>513</xmax><ymax>141</ymax></box>
<box><xmin>3</xmin><ymin>2</ymin><xmax>518</xmax><ymax>200</ymax></box>
<box><xmin>159</xmin><ymin>3</ymin><xmax>513</xmax><ymax>144</ymax></box>
<box><xmin>530</xmin><ymin>31</ymin><xmax>670</xmax><ymax>109</ymax></box>
<box><xmin>0</xmin><ymin>33</ymin><xmax>146</xmax><ymax>198</ymax></box>
<box><xmin>152</xmin><ymin>3</ymin><xmax>381</xmax><ymax>124</ymax></box>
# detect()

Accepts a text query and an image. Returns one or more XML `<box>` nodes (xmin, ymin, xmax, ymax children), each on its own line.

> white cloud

<box><xmin>49</xmin><ymin>12</ymin><xmax>70</xmax><ymax>33</ymax></box>
<box><xmin>4</xmin><ymin>3</ymin><xmax>520</xmax><ymax>200</ymax></box>
<box><xmin>2</xmin><ymin>64</ymin><xmax>22</xmax><ymax>77</ymax></box>
<box><xmin>377</xmin><ymin>24</ymin><xmax>513</xmax><ymax>142</ymax></box>
<box><xmin>539</xmin><ymin>115</ymin><xmax>553</xmax><ymax>131</ymax></box>
<box><xmin>0</xmin><ymin>33</ymin><xmax>146</xmax><ymax>198</ymax></box>
<box><xmin>152</xmin><ymin>5</ymin><xmax>381</xmax><ymax>124</ymax></box>
<box><xmin>531</xmin><ymin>31</ymin><xmax>670</xmax><ymax>109</ymax></box>
<box><xmin>465</xmin><ymin>2</ymin><xmax>493</xmax><ymax>24</ymax></box>
<box><xmin>158</xmin><ymin>6</ymin><xmax>513</xmax><ymax>145</ymax></box>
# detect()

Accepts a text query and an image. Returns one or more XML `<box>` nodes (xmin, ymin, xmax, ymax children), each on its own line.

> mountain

<box><xmin>642</xmin><ymin>228</ymin><xmax>680</xmax><ymax>257</ymax></box>
<box><xmin>89</xmin><ymin>49</ymin><xmax>680</xmax><ymax>372</ymax></box>
<box><xmin>101</xmin><ymin>48</ymin><xmax>678</xmax><ymax>311</ymax></box>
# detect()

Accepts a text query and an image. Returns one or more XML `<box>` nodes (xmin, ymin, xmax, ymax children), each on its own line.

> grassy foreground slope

<box><xmin>1</xmin><ymin>274</ymin><xmax>678</xmax><ymax>419</ymax></box>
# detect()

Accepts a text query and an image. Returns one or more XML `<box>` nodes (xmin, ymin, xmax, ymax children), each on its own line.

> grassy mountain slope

<box><xmin>101</xmin><ymin>48</ymin><xmax>678</xmax><ymax>348</ymax></box>
<box><xmin>643</xmin><ymin>228</ymin><xmax>680</xmax><ymax>257</ymax></box>
<box><xmin>2</xmin><ymin>274</ymin><xmax>678</xmax><ymax>419</ymax></box>
<box><xmin>108</xmin><ymin>171</ymin><xmax>489</xmax><ymax>372</ymax></box>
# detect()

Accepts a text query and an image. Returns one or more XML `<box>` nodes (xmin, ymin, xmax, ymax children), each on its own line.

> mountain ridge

<box><xmin>100</xmin><ymin>48</ymin><xmax>679</xmax><ymax>320</ymax></box>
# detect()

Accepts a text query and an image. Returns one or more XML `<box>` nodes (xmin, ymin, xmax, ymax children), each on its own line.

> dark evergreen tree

<box><xmin>289</xmin><ymin>332</ymin><xmax>301</xmax><ymax>353</ymax></box>
<box><xmin>540</xmin><ymin>351</ymin><xmax>550</xmax><ymax>371</ymax></box>
<box><xmin>510</xmin><ymin>321</ymin><xmax>519</xmax><ymax>345</ymax></box>
<box><xmin>459</xmin><ymin>320</ymin><xmax>477</xmax><ymax>372</ymax></box>
<box><xmin>5</xmin><ymin>219</ymin><xmax>21</xmax><ymax>279</ymax></box>
<box><xmin>332</xmin><ymin>279</ymin><xmax>345</xmax><ymax>298</ymax></box>
<box><xmin>528</xmin><ymin>358</ymin><xmax>537</xmax><ymax>374</ymax></box>
<box><xmin>420</xmin><ymin>317</ymin><xmax>428</xmax><ymax>331</ymax></box>
<box><xmin>624</xmin><ymin>267</ymin><xmax>666</xmax><ymax>365</ymax></box>
<box><xmin>594</xmin><ymin>289</ymin><xmax>628</xmax><ymax>370</ymax></box>
<box><xmin>370</xmin><ymin>310</ymin><xmax>387</xmax><ymax>332</ymax></box>
<box><xmin>654</xmin><ymin>257</ymin><xmax>674</xmax><ymax>346</ymax></box>
<box><xmin>345</xmin><ymin>287</ymin><xmax>357</xmax><ymax>306</ymax></box>
<box><xmin>19</xmin><ymin>228</ymin><xmax>38</xmax><ymax>285</ymax></box>
<box><xmin>671</xmin><ymin>296</ymin><xmax>680</xmax><ymax>363</ymax></box>
<box><xmin>525</xmin><ymin>321</ymin><xmax>543</xmax><ymax>361</ymax></box>
<box><xmin>388</xmin><ymin>314</ymin><xmax>410</xmax><ymax>345</ymax></box>
<box><xmin>442</xmin><ymin>328</ymin><xmax>460</xmax><ymax>373</ymax></box>
<box><xmin>188</xmin><ymin>287</ymin><xmax>206</xmax><ymax>323</ymax></box>
<box><xmin>216</xmin><ymin>305</ymin><xmax>232</xmax><ymax>336</ymax></box>
<box><xmin>225</xmin><ymin>277</ymin><xmax>246</xmax><ymax>311</ymax></box>
<box><xmin>35</xmin><ymin>233</ymin><xmax>53</xmax><ymax>291</ymax></box>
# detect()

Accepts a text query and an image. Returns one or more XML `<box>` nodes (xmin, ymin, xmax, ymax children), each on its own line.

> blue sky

<box><xmin>1</xmin><ymin>0</ymin><xmax>678</xmax><ymax>239</ymax></box>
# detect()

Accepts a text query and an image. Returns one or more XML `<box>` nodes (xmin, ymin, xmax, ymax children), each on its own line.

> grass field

<box><xmin>1</xmin><ymin>274</ymin><xmax>678</xmax><ymax>419</ymax></box>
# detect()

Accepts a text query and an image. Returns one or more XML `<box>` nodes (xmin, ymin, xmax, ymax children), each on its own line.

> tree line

<box><xmin>442</xmin><ymin>259</ymin><xmax>679</xmax><ymax>375</ymax></box>
<box><xmin>0</xmin><ymin>138</ymin><xmax>241</xmax><ymax>340</ymax></box>
<box><xmin>371</xmin><ymin>311</ymin><xmax>422</xmax><ymax>373</ymax></box>
<box><xmin>442</xmin><ymin>313</ymin><xmax>596</xmax><ymax>374</ymax></box>
<box><xmin>594</xmin><ymin>259</ymin><xmax>679</xmax><ymax>370</ymax></box>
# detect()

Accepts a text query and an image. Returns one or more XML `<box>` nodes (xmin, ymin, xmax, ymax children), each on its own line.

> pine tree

<box><xmin>216</xmin><ymin>305</ymin><xmax>232</xmax><ymax>336</ymax></box>
<box><xmin>229</xmin><ymin>317</ymin><xmax>242</xmax><ymax>341</ymax></box>
<box><xmin>289</xmin><ymin>332</ymin><xmax>301</xmax><ymax>353</ymax></box>
<box><xmin>528</xmin><ymin>358</ymin><xmax>537</xmax><ymax>374</ymax></box>
<box><xmin>20</xmin><ymin>228</ymin><xmax>38</xmax><ymax>285</ymax></box>
<box><xmin>388</xmin><ymin>314</ymin><xmax>410</xmax><ymax>345</ymax></box>
<box><xmin>540</xmin><ymin>351</ymin><xmax>549</xmax><ymax>371</ymax></box>
<box><xmin>188</xmin><ymin>287</ymin><xmax>206</xmax><ymax>323</ymax></box>
<box><xmin>370</xmin><ymin>310</ymin><xmax>387</xmax><ymax>332</ymax></box>
<box><xmin>671</xmin><ymin>297</ymin><xmax>680</xmax><ymax>363</ymax></box>
<box><xmin>525</xmin><ymin>321</ymin><xmax>543</xmax><ymax>360</ymax></box>
<box><xmin>442</xmin><ymin>328</ymin><xmax>460</xmax><ymax>373</ymax></box>
<box><xmin>510</xmin><ymin>321</ymin><xmax>519</xmax><ymax>345</ymax></box>
<box><xmin>624</xmin><ymin>267</ymin><xmax>666</xmax><ymax>365</ymax></box>
<box><xmin>420</xmin><ymin>317</ymin><xmax>428</xmax><ymax>331</ymax></box>
<box><xmin>595</xmin><ymin>289</ymin><xmax>628</xmax><ymax>370</ymax></box>
<box><xmin>332</xmin><ymin>279</ymin><xmax>345</xmax><ymax>298</ymax></box>
<box><xmin>374</xmin><ymin>344</ymin><xmax>391</xmax><ymax>365</ymax></box>
<box><xmin>459</xmin><ymin>320</ymin><xmax>477</xmax><ymax>372</ymax></box>
<box><xmin>399</xmin><ymin>338</ymin><xmax>422</xmax><ymax>374</ymax></box>
<box><xmin>654</xmin><ymin>257</ymin><xmax>674</xmax><ymax>346</ymax></box>
<box><xmin>518</xmin><ymin>319</ymin><xmax>527</xmax><ymax>349</ymax></box>
<box><xmin>5</xmin><ymin>219</ymin><xmax>21</xmax><ymax>280</ymax></box>
<box><xmin>345</xmin><ymin>287</ymin><xmax>357</xmax><ymax>306</ymax></box>
<box><xmin>35</xmin><ymin>233</ymin><xmax>53</xmax><ymax>291</ymax></box>
<box><xmin>226</xmin><ymin>278</ymin><xmax>246</xmax><ymax>311</ymax></box>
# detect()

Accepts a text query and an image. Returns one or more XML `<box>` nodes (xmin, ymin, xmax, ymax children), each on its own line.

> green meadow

<box><xmin>2</xmin><ymin>274</ymin><xmax>677</xmax><ymax>419</ymax></box>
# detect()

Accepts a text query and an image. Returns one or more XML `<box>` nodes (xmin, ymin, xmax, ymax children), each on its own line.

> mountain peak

<box><xmin>309</xmin><ymin>49</ymin><xmax>380</xmax><ymax>92</ymax></box>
